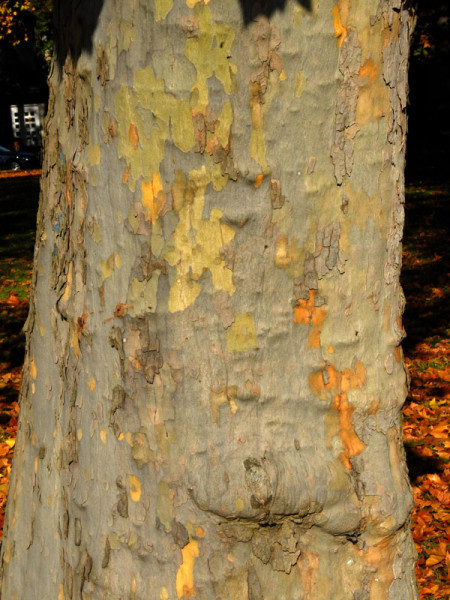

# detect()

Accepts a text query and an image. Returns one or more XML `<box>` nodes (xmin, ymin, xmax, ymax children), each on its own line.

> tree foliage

<box><xmin>0</xmin><ymin>0</ymin><xmax>53</xmax><ymax>60</ymax></box>
<box><xmin>412</xmin><ymin>1</ymin><xmax>449</xmax><ymax>62</ymax></box>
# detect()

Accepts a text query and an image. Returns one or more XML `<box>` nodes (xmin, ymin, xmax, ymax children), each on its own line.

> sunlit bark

<box><xmin>0</xmin><ymin>1</ymin><xmax>418</xmax><ymax>598</ymax></box>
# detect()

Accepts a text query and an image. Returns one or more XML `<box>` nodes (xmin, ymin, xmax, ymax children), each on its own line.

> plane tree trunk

<box><xmin>0</xmin><ymin>0</ymin><xmax>418</xmax><ymax>598</ymax></box>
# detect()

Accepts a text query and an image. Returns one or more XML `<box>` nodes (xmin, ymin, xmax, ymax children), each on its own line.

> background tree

<box><xmin>0</xmin><ymin>0</ymin><xmax>419</xmax><ymax>598</ymax></box>
<box><xmin>0</xmin><ymin>0</ymin><xmax>53</xmax><ymax>59</ymax></box>
<box><xmin>0</xmin><ymin>0</ymin><xmax>52</xmax><ymax>147</ymax></box>
<box><xmin>406</xmin><ymin>0</ymin><xmax>450</xmax><ymax>182</ymax></box>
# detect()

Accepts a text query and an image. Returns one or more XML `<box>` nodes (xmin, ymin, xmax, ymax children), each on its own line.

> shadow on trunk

<box><xmin>53</xmin><ymin>0</ymin><xmax>105</xmax><ymax>70</ymax></box>
<box><xmin>239</xmin><ymin>0</ymin><xmax>311</xmax><ymax>24</ymax></box>
<box><xmin>53</xmin><ymin>0</ymin><xmax>314</xmax><ymax>71</ymax></box>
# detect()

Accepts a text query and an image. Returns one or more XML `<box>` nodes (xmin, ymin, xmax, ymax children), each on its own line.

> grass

<box><xmin>0</xmin><ymin>172</ymin><xmax>39</xmax><ymax>302</ymax></box>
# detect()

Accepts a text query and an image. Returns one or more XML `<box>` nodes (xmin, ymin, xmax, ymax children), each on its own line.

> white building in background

<box><xmin>10</xmin><ymin>103</ymin><xmax>46</xmax><ymax>148</ymax></box>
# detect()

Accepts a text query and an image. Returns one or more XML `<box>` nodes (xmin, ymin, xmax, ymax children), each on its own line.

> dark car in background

<box><xmin>0</xmin><ymin>145</ymin><xmax>40</xmax><ymax>171</ymax></box>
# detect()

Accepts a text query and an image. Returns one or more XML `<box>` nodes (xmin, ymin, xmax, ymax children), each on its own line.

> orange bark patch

<box><xmin>293</xmin><ymin>290</ymin><xmax>327</xmax><ymax>328</ymax></box>
<box><xmin>98</xmin><ymin>285</ymin><xmax>105</xmax><ymax>307</ymax></box>
<box><xmin>129</xmin><ymin>123</ymin><xmax>139</xmax><ymax>150</ymax></box>
<box><xmin>122</xmin><ymin>167</ymin><xmax>130</xmax><ymax>184</ymax></box>
<box><xmin>359</xmin><ymin>59</ymin><xmax>379</xmax><ymax>84</ymax></box>
<box><xmin>249</xmin><ymin>81</ymin><xmax>264</xmax><ymax>129</ymax></box>
<box><xmin>77</xmin><ymin>312</ymin><xmax>89</xmax><ymax>334</ymax></box>
<box><xmin>341</xmin><ymin>361</ymin><xmax>366</xmax><ymax>392</ymax></box>
<box><xmin>205</xmin><ymin>134</ymin><xmax>219</xmax><ymax>155</ymax></box>
<box><xmin>333</xmin><ymin>393</ymin><xmax>366</xmax><ymax>469</ymax></box>
<box><xmin>114</xmin><ymin>302</ymin><xmax>129</xmax><ymax>318</ymax></box>
<box><xmin>176</xmin><ymin>540</ymin><xmax>199</xmax><ymax>599</ymax></box>
<box><xmin>382</xmin><ymin>300</ymin><xmax>390</xmax><ymax>333</ymax></box>
<box><xmin>308</xmin><ymin>328</ymin><xmax>321</xmax><ymax>348</ymax></box>
<box><xmin>30</xmin><ymin>359</ymin><xmax>37</xmax><ymax>380</ymax></box>
<box><xmin>141</xmin><ymin>173</ymin><xmax>166</xmax><ymax>224</ymax></box>
<box><xmin>297</xmin><ymin>551</ymin><xmax>320</xmax><ymax>600</ymax></box>
<box><xmin>356</xmin><ymin>82</ymin><xmax>390</xmax><ymax>125</ymax></box>
<box><xmin>254</xmin><ymin>173</ymin><xmax>264</xmax><ymax>188</ymax></box>
<box><xmin>310</xmin><ymin>362</ymin><xmax>366</xmax><ymax>469</ymax></box>
<box><xmin>368</xmin><ymin>398</ymin><xmax>380</xmax><ymax>415</ymax></box>
<box><xmin>309</xmin><ymin>364</ymin><xmax>340</xmax><ymax>397</ymax></box>
<box><xmin>359</xmin><ymin>537</ymin><xmax>396</xmax><ymax>598</ymax></box>
<box><xmin>309</xmin><ymin>362</ymin><xmax>365</xmax><ymax>398</ymax></box>
<box><xmin>331</xmin><ymin>4</ymin><xmax>347</xmax><ymax>47</ymax></box>
<box><xmin>108</xmin><ymin>119</ymin><xmax>116</xmax><ymax>138</ymax></box>
<box><xmin>294</xmin><ymin>290</ymin><xmax>327</xmax><ymax>350</ymax></box>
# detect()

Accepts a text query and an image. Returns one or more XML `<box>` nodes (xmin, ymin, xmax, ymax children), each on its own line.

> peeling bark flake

<box><xmin>330</xmin><ymin>29</ymin><xmax>362</xmax><ymax>184</ymax></box>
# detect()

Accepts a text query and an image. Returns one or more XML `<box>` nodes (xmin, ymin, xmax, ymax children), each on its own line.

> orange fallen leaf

<box><xmin>426</xmin><ymin>555</ymin><xmax>443</xmax><ymax>567</ymax></box>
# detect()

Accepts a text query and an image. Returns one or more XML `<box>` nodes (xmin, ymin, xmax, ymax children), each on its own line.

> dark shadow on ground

<box><xmin>405</xmin><ymin>445</ymin><xmax>444</xmax><ymax>484</ymax></box>
<box><xmin>0</xmin><ymin>174</ymin><xmax>39</xmax><ymax>257</ymax></box>
<box><xmin>401</xmin><ymin>184</ymin><xmax>450</xmax><ymax>353</ymax></box>
<box><xmin>0</xmin><ymin>174</ymin><xmax>39</xmax><ymax>414</ymax></box>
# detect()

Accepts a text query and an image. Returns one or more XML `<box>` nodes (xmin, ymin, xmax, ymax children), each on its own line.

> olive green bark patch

<box><xmin>226</xmin><ymin>313</ymin><xmax>258</xmax><ymax>353</ymax></box>
<box><xmin>127</xmin><ymin>275</ymin><xmax>160</xmax><ymax>315</ymax></box>
<box><xmin>215</xmin><ymin>101</ymin><xmax>233</xmax><ymax>148</ymax></box>
<box><xmin>100</xmin><ymin>253</ymin><xmax>121</xmax><ymax>281</ymax></box>
<box><xmin>185</xmin><ymin>3</ymin><xmax>236</xmax><ymax>112</ymax></box>
<box><xmin>157</xmin><ymin>480</ymin><xmax>174</xmax><ymax>532</ymax></box>
<box><xmin>165</xmin><ymin>166</ymin><xmax>235</xmax><ymax>313</ymax></box>
<box><xmin>87</xmin><ymin>144</ymin><xmax>101</xmax><ymax>166</ymax></box>
<box><xmin>114</xmin><ymin>66</ymin><xmax>195</xmax><ymax>190</ymax></box>
<box><xmin>118</xmin><ymin>20</ymin><xmax>134</xmax><ymax>53</ymax></box>
<box><xmin>155</xmin><ymin>0</ymin><xmax>173</xmax><ymax>21</ymax></box>
<box><xmin>295</xmin><ymin>69</ymin><xmax>306</xmax><ymax>98</ymax></box>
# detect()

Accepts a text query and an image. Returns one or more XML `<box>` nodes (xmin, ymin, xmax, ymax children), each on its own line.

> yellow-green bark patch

<box><xmin>157</xmin><ymin>481</ymin><xmax>174</xmax><ymax>532</ymax></box>
<box><xmin>210</xmin><ymin>386</ymin><xmax>238</xmax><ymax>423</ymax></box>
<box><xmin>176</xmin><ymin>540</ymin><xmax>199</xmax><ymax>599</ymax></box>
<box><xmin>127</xmin><ymin>275</ymin><xmax>160</xmax><ymax>315</ymax></box>
<box><xmin>226</xmin><ymin>313</ymin><xmax>258</xmax><ymax>353</ymax></box>
<box><xmin>100</xmin><ymin>253</ymin><xmax>121</xmax><ymax>281</ymax></box>
<box><xmin>87</xmin><ymin>144</ymin><xmax>101</xmax><ymax>166</ymax></box>
<box><xmin>119</xmin><ymin>20</ymin><xmax>134</xmax><ymax>53</ymax></box>
<box><xmin>129</xmin><ymin>475</ymin><xmax>141</xmax><ymax>502</ymax></box>
<box><xmin>114</xmin><ymin>66</ymin><xmax>195</xmax><ymax>190</ymax></box>
<box><xmin>295</xmin><ymin>69</ymin><xmax>306</xmax><ymax>98</ymax></box>
<box><xmin>91</xmin><ymin>222</ymin><xmax>101</xmax><ymax>243</ymax></box>
<box><xmin>155</xmin><ymin>0</ymin><xmax>173</xmax><ymax>21</ymax></box>
<box><xmin>185</xmin><ymin>3</ymin><xmax>236</xmax><ymax>112</ymax></box>
<box><xmin>165</xmin><ymin>166</ymin><xmax>235</xmax><ymax>313</ymax></box>
<box><xmin>215</xmin><ymin>101</ymin><xmax>233</xmax><ymax>147</ymax></box>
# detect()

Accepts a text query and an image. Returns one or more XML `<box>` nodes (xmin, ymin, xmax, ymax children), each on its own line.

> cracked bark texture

<box><xmin>0</xmin><ymin>1</ymin><xmax>418</xmax><ymax>599</ymax></box>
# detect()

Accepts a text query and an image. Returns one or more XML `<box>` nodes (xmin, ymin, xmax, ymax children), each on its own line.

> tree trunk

<box><xmin>0</xmin><ymin>0</ymin><xmax>418</xmax><ymax>598</ymax></box>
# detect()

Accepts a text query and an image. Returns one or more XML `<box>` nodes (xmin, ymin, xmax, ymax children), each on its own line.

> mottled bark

<box><xmin>1</xmin><ymin>1</ymin><xmax>418</xmax><ymax>599</ymax></box>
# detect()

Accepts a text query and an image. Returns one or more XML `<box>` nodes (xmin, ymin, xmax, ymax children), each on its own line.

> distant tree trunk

<box><xmin>0</xmin><ymin>0</ymin><xmax>418</xmax><ymax>598</ymax></box>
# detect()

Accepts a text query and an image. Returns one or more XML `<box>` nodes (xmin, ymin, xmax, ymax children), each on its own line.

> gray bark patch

<box><xmin>331</xmin><ymin>29</ymin><xmax>362</xmax><ymax>185</ymax></box>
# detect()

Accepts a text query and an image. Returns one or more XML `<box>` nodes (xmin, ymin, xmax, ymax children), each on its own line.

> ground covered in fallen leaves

<box><xmin>0</xmin><ymin>171</ymin><xmax>39</xmax><ymax>533</ymax></box>
<box><xmin>0</xmin><ymin>172</ymin><xmax>448</xmax><ymax>597</ymax></box>
<box><xmin>401</xmin><ymin>183</ymin><xmax>450</xmax><ymax>598</ymax></box>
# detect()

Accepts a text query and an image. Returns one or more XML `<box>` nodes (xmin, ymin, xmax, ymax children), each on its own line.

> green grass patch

<box><xmin>0</xmin><ymin>174</ymin><xmax>39</xmax><ymax>302</ymax></box>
